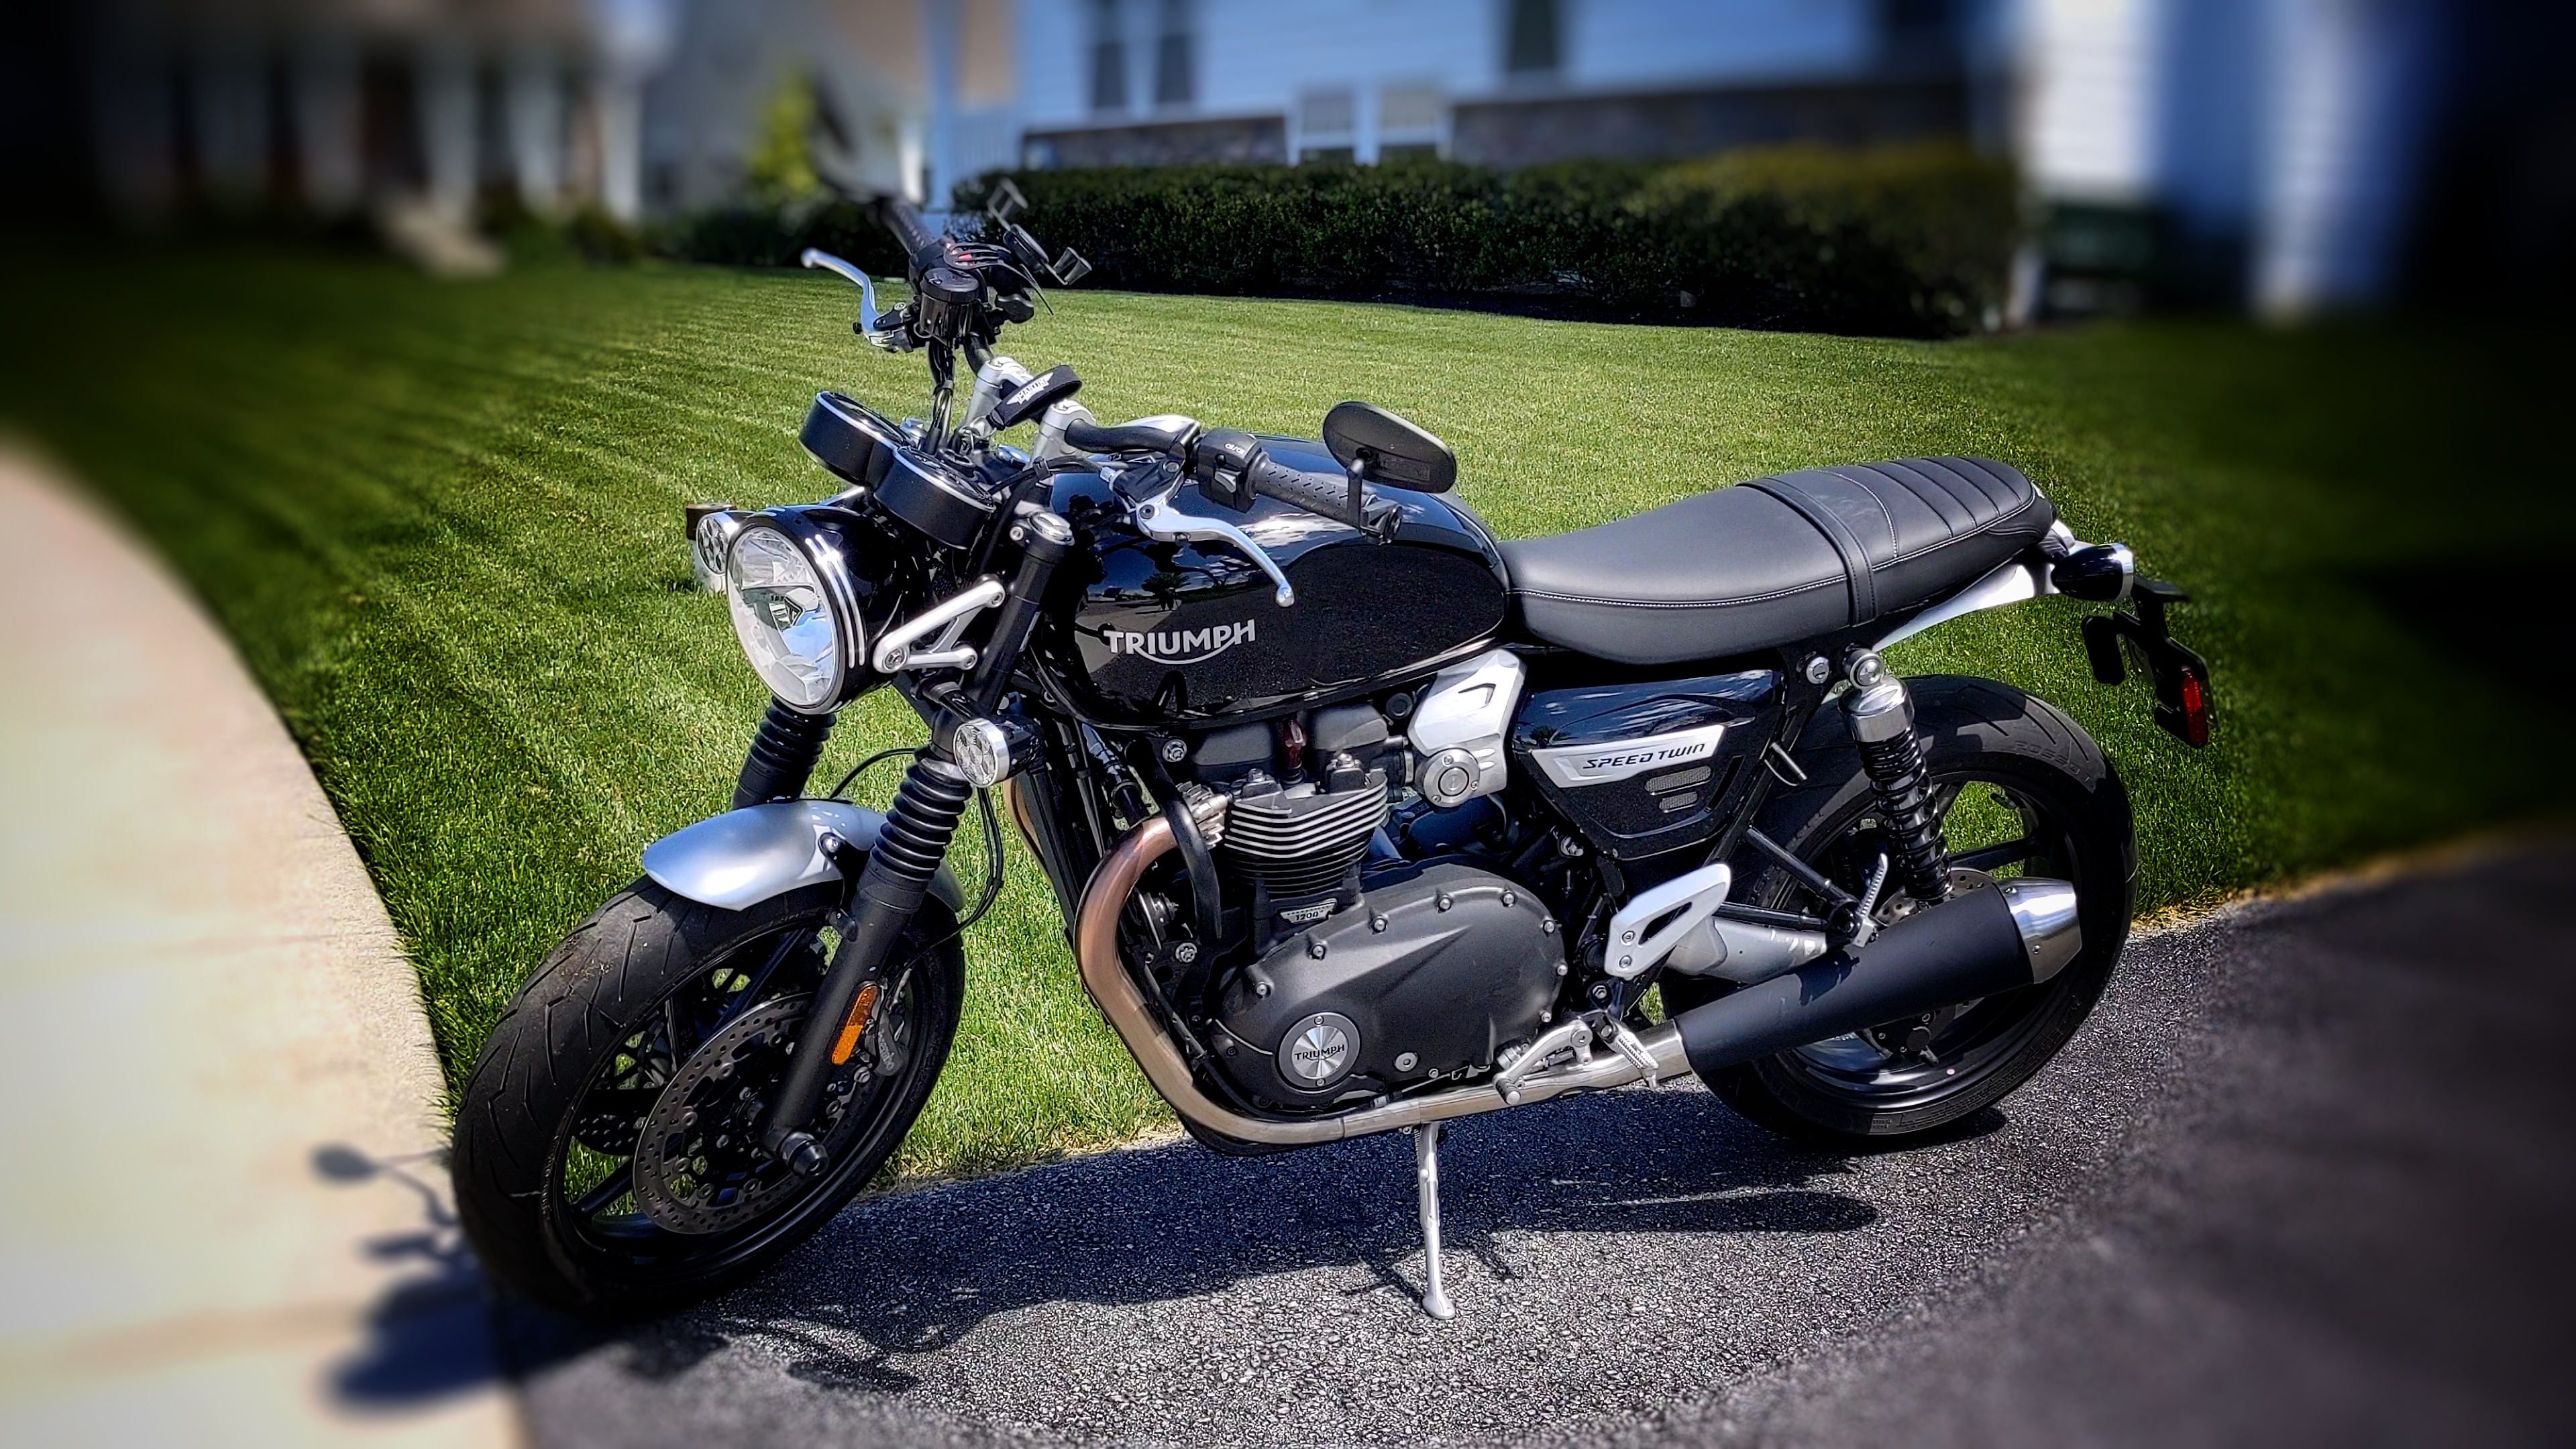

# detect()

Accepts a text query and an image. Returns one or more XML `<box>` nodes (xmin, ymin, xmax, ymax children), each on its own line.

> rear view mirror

<box><xmin>988</xmin><ymin>364</ymin><xmax>1082</xmax><ymax>431</ymax></box>
<box><xmin>1323</xmin><ymin>400</ymin><xmax>1456</xmax><ymax>494</ymax></box>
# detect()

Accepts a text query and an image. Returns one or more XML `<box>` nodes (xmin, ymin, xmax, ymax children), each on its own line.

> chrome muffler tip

<box><xmin>1996</xmin><ymin>877</ymin><xmax>2084</xmax><ymax>983</ymax></box>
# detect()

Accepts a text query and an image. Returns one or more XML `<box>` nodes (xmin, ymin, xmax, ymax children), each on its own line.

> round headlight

<box><xmin>724</xmin><ymin>518</ymin><xmax>862</xmax><ymax>712</ymax></box>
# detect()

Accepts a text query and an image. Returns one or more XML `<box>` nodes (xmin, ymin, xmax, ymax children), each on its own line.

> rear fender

<box><xmin>642</xmin><ymin>800</ymin><xmax>966</xmax><ymax>914</ymax></box>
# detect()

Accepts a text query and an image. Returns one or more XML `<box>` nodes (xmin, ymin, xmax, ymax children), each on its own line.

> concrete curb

<box><xmin>0</xmin><ymin>452</ymin><xmax>517</xmax><ymax>1445</ymax></box>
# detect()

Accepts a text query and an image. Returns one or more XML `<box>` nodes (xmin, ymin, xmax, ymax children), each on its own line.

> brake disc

<box><xmin>633</xmin><ymin>994</ymin><xmax>869</xmax><ymax>1235</ymax></box>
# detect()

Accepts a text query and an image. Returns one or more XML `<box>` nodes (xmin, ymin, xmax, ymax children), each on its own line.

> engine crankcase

<box><xmin>1209</xmin><ymin>861</ymin><xmax>1562</xmax><ymax>1108</ymax></box>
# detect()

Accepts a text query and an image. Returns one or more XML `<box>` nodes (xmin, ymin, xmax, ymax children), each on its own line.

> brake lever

<box><xmin>1133</xmin><ymin>494</ymin><xmax>1297</xmax><ymax>608</ymax></box>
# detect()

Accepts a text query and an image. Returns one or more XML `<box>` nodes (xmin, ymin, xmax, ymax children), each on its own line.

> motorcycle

<box><xmin>451</xmin><ymin>183</ymin><xmax>2213</xmax><ymax>1319</ymax></box>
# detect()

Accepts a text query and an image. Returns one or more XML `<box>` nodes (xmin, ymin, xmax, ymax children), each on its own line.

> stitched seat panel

<box><xmin>1497</xmin><ymin>457</ymin><xmax>2055</xmax><ymax>666</ymax></box>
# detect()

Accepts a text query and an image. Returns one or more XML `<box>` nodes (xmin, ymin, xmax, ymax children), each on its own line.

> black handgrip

<box><xmin>870</xmin><ymin>197</ymin><xmax>941</xmax><ymax>263</ymax></box>
<box><xmin>1248</xmin><ymin>451</ymin><xmax>1394</xmax><ymax>536</ymax></box>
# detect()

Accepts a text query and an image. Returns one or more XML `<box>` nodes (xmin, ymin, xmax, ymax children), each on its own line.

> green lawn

<box><xmin>0</xmin><ymin>246</ymin><xmax>2557</xmax><ymax>1183</ymax></box>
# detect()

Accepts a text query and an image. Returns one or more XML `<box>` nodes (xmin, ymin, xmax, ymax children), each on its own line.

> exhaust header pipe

<box><xmin>1073</xmin><ymin>816</ymin><xmax>2080</xmax><ymax>1148</ymax></box>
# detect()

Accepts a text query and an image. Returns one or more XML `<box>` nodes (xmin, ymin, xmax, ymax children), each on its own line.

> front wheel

<box><xmin>451</xmin><ymin>879</ymin><xmax>963</xmax><ymax>1314</ymax></box>
<box><xmin>1662</xmin><ymin>676</ymin><xmax>2137</xmax><ymax>1147</ymax></box>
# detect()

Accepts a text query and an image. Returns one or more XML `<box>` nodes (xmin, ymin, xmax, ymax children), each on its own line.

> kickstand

<box><xmin>1411</xmin><ymin>1122</ymin><xmax>1456</xmax><ymax>1320</ymax></box>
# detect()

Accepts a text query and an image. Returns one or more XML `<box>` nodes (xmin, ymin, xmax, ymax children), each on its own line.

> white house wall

<box><xmin>1567</xmin><ymin>0</ymin><xmax>1871</xmax><ymax>93</ymax></box>
<box><xmin>1016</xmin><ymin>0</ymin><xmax>1884</xmax><ymax>153</ymax></box>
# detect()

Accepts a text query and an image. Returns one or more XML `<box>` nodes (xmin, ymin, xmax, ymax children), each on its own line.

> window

<box><xmin>1503</xmin><ymin>0</ymin><xmax>1562</xmax><ymax>76</ymax></box>
<box><xmin>1088</xmin><ymin>0</ymin><xmax>1127</xmax><ymax>113</ymax></box>
<box><xmin>1378</xmin><ymin>81</ymin><xmax>1444</xmax><ymax>159</ymax></box>
<box><xmin>1153</xmin><ymin>0</ymin><xmax>1195</xmax><ymax>107</ymax></box>
<box><xmin>1297</xmin><ymin>87</ymin><xmax>1355</xmax><ymax>162</ymax></box>
<box><xmin>1380</xmin><ymin>83</ymin><xmax>1444</xmax><ymax>134</ymax></box>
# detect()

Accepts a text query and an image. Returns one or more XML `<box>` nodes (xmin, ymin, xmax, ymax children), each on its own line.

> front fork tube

<box><xmin>759</xmin><ymin>508</ymin><xmax>1073</xmax><ymax>1173</ymax></box>
<box><xmin>761</xmin><ymin>756</ymin><xmax>974</xmax><ymax>1171</ymax></box>
<box><xmin>1841</xmin><ymin>650</ymin><xmax>1950</xmax><ymax>905</ymax></box>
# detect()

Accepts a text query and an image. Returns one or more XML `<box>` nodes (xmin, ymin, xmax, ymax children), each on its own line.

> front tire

<box><xmin>451</xmin><ymin>879</ymin><xmax>963</xmax><ymax>1315</ymax></box>
<box><xmin>1663</xmin><ymin>676</ymin><xmax>2137</xmax><ymax>1147</ymax></box>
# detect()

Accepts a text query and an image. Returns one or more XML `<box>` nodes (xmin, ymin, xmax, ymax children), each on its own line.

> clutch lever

<box><xmin>800</xmin><ymin>248</ymin><xmax>914</xmax><ymax>352</ymax></box>
<box><xmin>1133</xmin><ymin>491</ymin><xmax>1297</xmax><ymax>608</ymax></box>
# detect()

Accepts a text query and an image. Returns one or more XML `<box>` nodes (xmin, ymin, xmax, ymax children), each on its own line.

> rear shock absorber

<box><xmin>1841</xmin><ymin>651</ymin><xmax>1949</xmax><ymax>904</ymax></box>
<box><xmin>763</xmin><ymin>754</ymin><xmax>975</xmax><ymax>1172</ymax></box>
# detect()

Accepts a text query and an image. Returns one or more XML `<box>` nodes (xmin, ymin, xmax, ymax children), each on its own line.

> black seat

<box><xmin>1499</xmin><ymin>457</ymin><xmax>2055</xmax><ymax>666</ymax></box>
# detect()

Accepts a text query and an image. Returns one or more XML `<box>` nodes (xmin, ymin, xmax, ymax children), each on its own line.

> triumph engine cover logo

<box><xmin>1281</xmin><ymin>1012</ymin><xmax>1360</xmax><ymax>1088</ymax></box>
<box><xmin>1103</xmin><ymin>617</ymin><xmax>1257</xmax><ymax>664</ymax></box>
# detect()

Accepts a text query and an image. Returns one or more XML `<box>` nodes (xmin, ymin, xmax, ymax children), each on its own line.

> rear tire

<box><xmin>451</xmin><ymin>879</ymin><xmax>963</xmax><ymax>1315</ymax></box>
<box><xmin>1662</xmin><ymin>676</ymin><xmax>2137</xmax><ymax>1148</ymax></box>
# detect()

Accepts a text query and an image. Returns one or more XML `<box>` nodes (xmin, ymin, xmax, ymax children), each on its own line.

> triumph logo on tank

<box><xmin>1104</xmin><ymin>617</ymin><xmax>1257</xmax><ymax>663</ymax></box>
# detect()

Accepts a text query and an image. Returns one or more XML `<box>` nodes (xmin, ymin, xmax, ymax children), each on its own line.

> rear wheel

<box><xmin>1662</xmin><ymin>676</ymin><xmax>2137</xmax><ymax>1146</ymax></box>
<box><xmin>451</xmin><ymin>879</ymin><xmax>963</xmax><ymax>1314</ymax></box>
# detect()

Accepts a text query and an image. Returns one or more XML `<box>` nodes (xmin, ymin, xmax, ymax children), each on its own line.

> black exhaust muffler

<box><xmin>1669</xmin><ymin>877</ymin><xmax>2083</xmax><ymax>1077</ymax></box>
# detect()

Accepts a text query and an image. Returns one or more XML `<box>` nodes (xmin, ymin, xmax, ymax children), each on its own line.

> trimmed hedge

<box><xmin>661</xmin><ymin>199</ymin><xmax>913</xmax><ymax>278</ymax></box>
<box><xmin>959</xmin><ymin>143</ymin><xmax>2017</xmax><ymax>337</ymax></box>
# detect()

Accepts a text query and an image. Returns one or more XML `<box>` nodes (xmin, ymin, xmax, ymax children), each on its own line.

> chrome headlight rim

<box><xmin>724</xmin><ymin>508</ymin><xmax>870</xmax><ymax>715</ymax></box>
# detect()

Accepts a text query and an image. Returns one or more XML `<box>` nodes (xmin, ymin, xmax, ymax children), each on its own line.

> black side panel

<box><xmin>1511</xmin><ymin>669</ymin><xmax>1785</xmax><ymax>861</ymax></box>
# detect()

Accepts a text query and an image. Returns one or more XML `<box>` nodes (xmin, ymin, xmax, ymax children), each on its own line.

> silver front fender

<box><xmin>641</xmin><ymin>800</ymin><xmax>967</xmax><ymax>914</ymax></box>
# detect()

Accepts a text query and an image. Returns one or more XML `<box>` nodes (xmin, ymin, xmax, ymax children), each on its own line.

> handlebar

<box><xmin>1193</xmin><ymin>428</ymin><xmax>1396</xmax><ymax>537</ymax></box>
<box><xmin>1064</xmin><ymin>417</ymin><xmax>1197</xmax><ymax>455</ymax></box>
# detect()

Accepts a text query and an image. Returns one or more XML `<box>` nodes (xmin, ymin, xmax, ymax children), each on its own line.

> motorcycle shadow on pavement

<box><xmin>496</xmin><ymin>1083</ymin><xmax>1962</xmax><ymax>1394</ymax></box>
<box><xmin>307</xmin><ymin>1142</ymin><xmax>508</xmax><ymax>1411</ymax></box>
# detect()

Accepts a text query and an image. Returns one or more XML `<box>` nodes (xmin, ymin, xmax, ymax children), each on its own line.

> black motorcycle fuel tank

<box><xmin>1034</xmin><ymin>437</ymin><xmax>1509</xmax><ymax>727</ymax></box>
<box><xmin>1511</xmin><ymin>669</ymin><xmax>1786</xmax><ymax>861</ymax></box>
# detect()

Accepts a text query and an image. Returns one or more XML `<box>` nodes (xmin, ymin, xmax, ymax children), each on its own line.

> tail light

<box><xmin>2157</xmin><ymin>658</ymin><xmax>2211</xmax><ymax>749</ymax></box>
<box><xmin>2078</xmin><ymin>578</ymin><xmax>2213</xmax><ymax>749</ymax></box>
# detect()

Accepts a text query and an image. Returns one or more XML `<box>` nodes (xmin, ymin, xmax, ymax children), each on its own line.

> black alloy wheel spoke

<box><xmin>662</xmin><ymin>999</ymin><xmax>692</xmax><ymax>1071</ymax></box>
<box><xmin>1953</xmin><ymin>837</ymin><xmax>2040</xmax><ymax>872</ymax></box>
<box><xmin>714</xmin><ymin>927</ymin><xmax>815</xmax><ymax>1032</ymax></box>
<box><xmin>574</xmin><ymin>1163</ymin><xmax>635</xmax><ymax>1218</ymax></box>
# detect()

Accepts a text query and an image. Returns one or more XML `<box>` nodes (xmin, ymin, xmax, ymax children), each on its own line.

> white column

<box><xmin>417</xmin><ymin>36</ymin><xmax>479</xmax><ymax>223</ymax></box>
<box><xmin>899</xmin><ymin>113</ymin><xmax>927</xmax><ymax>204</ymax></box>
<box><xmin>2017</xmin><ymin>0</ymin><xmax>2164</xmax><ymax>206</ymax></box>
<box><xmin>582</xmin><ymin>0</ymin><xmax>675</xmax><ymax>221</ymax></box>
<box><xmin>594</xmin><ymin>70</ymin><xmax>643</xmax><ymax>222</ymax></box>
<box><xmin>292</xmin><ymin>35</ymin><xmax>362</xmax><ymax>215</ymax></box>
<box><xmin>507</xmin><ymin>46</ymin><xmax>565</xmax><ymax>213</ymax></box>
<box><xmin>922</xmin><ymin>0</ymin><xmax>961</xmax><ymax>211</ymax></box>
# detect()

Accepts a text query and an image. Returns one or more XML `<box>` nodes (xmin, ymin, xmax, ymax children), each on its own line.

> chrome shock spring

<box><xmin>1841</xmin><ymin>654</ymin><xmax>1949</xmax><ymax>904</ymax></box>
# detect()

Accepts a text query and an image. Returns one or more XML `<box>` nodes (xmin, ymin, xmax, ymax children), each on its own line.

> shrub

<box><xmin>1625</xmin><ymin>143</ymin><xmax>2021</xmax><ymax>334</ymax></box>
<box><xmin>953</xmin><ymin>143</ymin><xmax>2016</xmax><ymax>336</ymax></box>
<box><xmin>658</xmin><ymin>199</ymin><xmax>910</xmax><ymax>276</ymax></box>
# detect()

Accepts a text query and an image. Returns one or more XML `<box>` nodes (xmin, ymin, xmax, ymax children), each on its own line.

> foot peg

<box><xmin>1411</xmin><ymin>1122</ymin><xmax>1456</xmax><ymax>1320</ymax></box>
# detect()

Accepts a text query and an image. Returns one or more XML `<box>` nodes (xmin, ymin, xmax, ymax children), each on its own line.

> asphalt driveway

<box><xmin>497</xmin><ymin>843</ymin><xmax>2576</xmax><ymax>1448</ymax></box>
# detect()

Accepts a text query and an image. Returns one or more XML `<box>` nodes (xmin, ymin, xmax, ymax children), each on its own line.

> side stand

<box><xmin>1412</xmin><ymin>1122</ymin><xmax>1456</xmax><ymax>1320</ymax></box>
